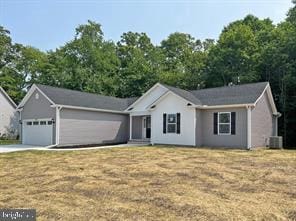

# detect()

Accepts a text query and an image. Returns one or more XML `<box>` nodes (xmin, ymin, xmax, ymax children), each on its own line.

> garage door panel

<box><xmin>23</xmin><ymin>120</ymin><xmax>53</xmax><ymax>146</ymax></box>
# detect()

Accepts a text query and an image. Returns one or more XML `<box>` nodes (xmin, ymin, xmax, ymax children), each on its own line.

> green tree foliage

<box><xmin>0</xmin><ymin>26</ymin><xmax>46</xmax><ymax>102</ymax></box>
<box><xmin>116</xmin><ymin>32</ymin><xmax>160</xmax><ymax>97</ymax></box>
<box><xmin>0</xmin><ymin>26</ymin><xmax>17</xmax><ymax>99</ymax></box>
<box><xmin>38</xmin><ymin>20</ymin><xmax>120</xmax><ymax>96</ymax></box>
<box><xmin>160</xmin><ymin>32</ymin><xmax>208</xmax><ymax>90</ymax></box>
<box><xmin>206</xmin><ymin>15</ymin><xmax>274</xmax><ymax>86</ymax></box>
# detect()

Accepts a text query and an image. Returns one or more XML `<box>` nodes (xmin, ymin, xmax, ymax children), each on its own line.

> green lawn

<box><xmin>0</xmin><ymin>147</ymin><xmax>295</xmax><ymax>220</ymax></box>
<box><xmin>0</xmin><ymin>139</ymin><xmax>20</xmax><ymax>145</ymax></box>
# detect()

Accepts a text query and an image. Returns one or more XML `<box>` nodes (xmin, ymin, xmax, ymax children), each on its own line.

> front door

<box><xmin>143</xmin><ymin>116</ymin><xmax>151</xmax><ymax>139</ymax></box>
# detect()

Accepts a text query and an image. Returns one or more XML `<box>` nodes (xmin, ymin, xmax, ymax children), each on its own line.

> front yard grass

<box><xmin>0</xmin><ymin>139</ymin><xmax>20</xmax><ymax>145</ymax></box>
<box><xmin>0</xmin><ymin>147</ymin><xmax>295</xmax><ymax>220</ymax></box>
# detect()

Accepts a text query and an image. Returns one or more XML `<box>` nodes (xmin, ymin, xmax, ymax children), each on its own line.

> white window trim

<box><xmin>218</xmin><ymin>112</ymin><xmax>231</xmax><ymax>135</ymax></box>
<box><xmin>23</xmin><ymin>118</ymin><xmax>54</xmax><ymax>126</ymax></box>
<box><xmin>167</xmin><ymin>113</ymin><xmax>177</xmax><ymax>133</ymax></box>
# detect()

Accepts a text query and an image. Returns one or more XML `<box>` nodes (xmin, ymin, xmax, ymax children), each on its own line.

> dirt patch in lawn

<box><xmin>0</xmin><ymin>147</ymin><xmax>295</xmax><ymax>220</ymax></box>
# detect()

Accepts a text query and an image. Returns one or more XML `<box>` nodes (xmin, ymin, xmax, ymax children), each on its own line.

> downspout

<box><xmin>46</xmin><ymin>106</ymin><xmax>62</xmax><ymax>148</ymax></box>
<box><xmin>247</xmin><ymin>105</ymin><xmax>252</xmax><ymax>150</ymax></box>
<box><xmin>129</xmin><ymin>114</ymin><xmax>132</xmax><ymax>141</ymax></box>
<box><xmin>273</xmin><ymin>112</ymin><xmax>281</xmax><ymax>136</ymax></box>
<box><xmin>17</xmin><ymin>108</ymin><xmax>23</xmax><ymax>143</ymax></box>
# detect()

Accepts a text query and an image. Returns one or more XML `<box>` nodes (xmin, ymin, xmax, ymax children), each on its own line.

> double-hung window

<box><xmin>218</xmin><ymin>112</ymin><xmax>231</xmax><ymax>135</ymax></box>
<box><xmin>163</xmin><ymin>113</ymin><xmax>181</xmax><ymax>134</ymax></box>
<box><xmin>167</xmin><ymin>114</ymin><xmax>177</xmax><ymax>133</ymax></box>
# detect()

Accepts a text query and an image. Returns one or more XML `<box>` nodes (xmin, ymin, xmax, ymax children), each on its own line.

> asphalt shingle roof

<box><xmin>36</xmin><ymin>84</ymin><xmax>137</xmax><ymax>111</ymax></box>
<box><xmin>162</xmin><ymin>81</ymin><xmax>268</xmax><ymax>106</ymax></box>
<box><xmin>161</xmin><ymin>84</ymin><xmax>202</xmax><ymax>105</ymax></box>
<box><xmin>190</xmin><ymin>82</ymin><xmax>268</xmax><ymax>106</ymax></box>
<box><xmin>36</xmin><ymin>82</ymin><xmax>268</xmax><ymax>111</ymax></box>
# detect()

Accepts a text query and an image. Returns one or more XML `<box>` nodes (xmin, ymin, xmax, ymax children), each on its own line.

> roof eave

<box><xmin>51</xmin><ymin>104</ymin><xmax>128</xmax><ymax>114</ymax></box>
<box><xmin>195</xmin><ymin>104</ymin><xmax>255</xmax><ymax>109</ymax></box>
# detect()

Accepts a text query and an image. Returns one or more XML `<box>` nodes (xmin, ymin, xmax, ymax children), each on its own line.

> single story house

<box><xmin>0</xmin><ymin>87</ymin><xmax>18</xmax><ymax>138</ymax></box>
<box><xmin>17</xmin><ymin>82</ymin><xmax>280</xmax><ymax>149</ymax></box>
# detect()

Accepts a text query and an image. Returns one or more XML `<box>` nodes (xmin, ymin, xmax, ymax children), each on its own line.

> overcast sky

<box><xmin>0</xmin><ymin>0</ymin><xmax>293</xmax><ymax>51</ymax></box>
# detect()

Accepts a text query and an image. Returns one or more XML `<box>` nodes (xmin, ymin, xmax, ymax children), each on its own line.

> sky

<box><xmin>0</xmin><ymin>0</ymin><xmax>293</xmax><ymax>51</ymax></box>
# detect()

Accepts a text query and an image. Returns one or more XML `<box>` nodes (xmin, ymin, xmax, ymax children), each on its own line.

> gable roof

<box><xmin>18</xmin><ymin>84</ymin><xmax>137</xmax><ymax>112</ymax></box>
<box><xmin>161</xmin><ymin>84</ymin><xmax>202</xmax><ymax>105</ymax></box>
<box><xmin>0</xmin><ymin>87</ymin><xmax>17</xmax><ymax>108</ymax></box>
<box><xmin>35</xmin><ymin>84</ymin><xmax>136</xmax><ymax>111</ymax></box>
<box><xmin>154</xmin><ymin>82</ymin><xmax>269</xmax><ymax>107</ymax></box>
<box><xmin>190</xmin><ymin>82</ymin><xmax>269</xmax><ymax>106</ymax></box>
<box><xmin>143</xmin><ymin>82</ymin><xmax>277</xmax><ymax>113</ymax></box>
<box><xmin>18</xmin><ymin>82</ymin><xmax>275</xmax><ymax>114</ymax></box>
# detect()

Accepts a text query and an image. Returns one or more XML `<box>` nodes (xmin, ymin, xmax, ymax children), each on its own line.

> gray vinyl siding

<box><xmin>198</xmin><ymin>108</ymin><xmax>247</xmax><ymax>148</ymax></box>
<box><xmin>0</xmin><ymin>91</ymin><xmax>18</xmax><ymax>137</ymax></box>
<box><xmin>131</xmin><ymin>116</ymin><xmax>142</xmax><ymax>139</ymax></box>
<box><xmin>251</xmin><ymin>92</ymin><xmax>273</xmax><ymax>147</ymax></box>
<box><xmin>195</xmin><ymin>109</ymin><xmax>202</xmax><ymax>146</ymax></box>
<box><xmin>59</xmin><ymin>108</ymin><xmax>129</xmax><ymax>146</ymax></box>
<box><xmin>21</xmin><ymin>90</ymin><xmax>56</xmax><ymax>143</ymax></box>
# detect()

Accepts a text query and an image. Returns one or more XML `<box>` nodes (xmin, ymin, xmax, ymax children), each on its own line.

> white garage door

<box><xmin>23</xmin><ymin>119</ymin><xmax>53</xmax><ymax>146</ymax></box>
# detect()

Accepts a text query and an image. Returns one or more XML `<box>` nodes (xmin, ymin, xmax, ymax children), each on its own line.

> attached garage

<box><xmin>22</xmin><ymin>119</ymin><xmax>53</xmax><ymax>146</ymax></box>
<box><xmin>17</xmin><ymin>84</ymin><xmax>136</xmax><ymax>147</ymax></box>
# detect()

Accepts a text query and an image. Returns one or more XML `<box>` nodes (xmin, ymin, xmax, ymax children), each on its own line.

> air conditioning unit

<box><xmin>269</xmin><ymin>136</ymin><xmax>283</xmax><ymax>149</ymax></box>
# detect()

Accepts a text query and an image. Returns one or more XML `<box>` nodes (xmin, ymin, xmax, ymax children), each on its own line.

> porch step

<box><xmin>128</xmin><ymin>139</ymin><xmax>151</xmax><ymax>145</ymax></box>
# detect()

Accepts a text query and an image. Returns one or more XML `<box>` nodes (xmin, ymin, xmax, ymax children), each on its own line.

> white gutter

<box><xmin>51</xmin><ymin>104</ymin><xmax>127</xmax><ymax>114</ymax></box>
<box><xmin>194</xmin><ymin>103</ymin><xmax>255</xmax><ymax>109</ymax></box>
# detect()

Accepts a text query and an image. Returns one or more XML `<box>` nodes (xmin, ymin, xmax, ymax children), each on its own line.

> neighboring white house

<box><xmin>0</xmin><ymin>87</ymin><xmax>18</xmax><ymax>138</ymax></box>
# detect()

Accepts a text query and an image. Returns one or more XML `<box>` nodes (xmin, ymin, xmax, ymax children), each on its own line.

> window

<box><xmin>33</xmin><ymin>121</ymin><xmax>39</xmax><ymax>126</ymax></box>
<box><xmin>218</xmin><ymin>112</ymin><xmax>231</xmax><ymax>135</ymax></box>
<box><xmin>26</xmin><ymin>122</ymin><xmax>32</xmax><ymax>126</ymax></box>
<box><xmin>40</xmin><ymin>121</ymin><xmax>47</xmax><ymax>125</ymax></box>
<box><xmin>47</xmin><ymin>121</ymin><xmax>53</xmax><ymax>125</ymax></box>
<box><xmin>167</xmin><ymin>114</ymin><xmax>177</xmax><ymax>133</ymax></box>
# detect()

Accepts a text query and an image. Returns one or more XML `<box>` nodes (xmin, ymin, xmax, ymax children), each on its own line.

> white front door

<box><xmin>22</xmin><ymin>119</ymin><xmax>53</xmax><ymax>146</ymax></box>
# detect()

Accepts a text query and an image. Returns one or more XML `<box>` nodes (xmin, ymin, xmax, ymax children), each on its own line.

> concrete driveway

<box><xmin>0</xmin><ymin>143</ymin><xmax>146</xmax><ymax>153</ymax></box>
<box><xmin>0</xmin><ymin>144</ymin><xmax>48</xmax><ymax>153</ymax></box>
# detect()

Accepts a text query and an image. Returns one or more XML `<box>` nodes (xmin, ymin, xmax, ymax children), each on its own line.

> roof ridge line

<box><xmin>190</xmin><ymin>81</ymin><xmax>269</xmax><ymax>92</ymax></box>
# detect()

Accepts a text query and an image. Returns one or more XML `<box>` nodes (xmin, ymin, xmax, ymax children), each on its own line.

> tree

<box><xmin>0</xmin><ymin>26</ymin><xmax>47</xmax><ymax>102</ymax></box>
<box><xmin>206</xmin><ymin>15</ymin><xmax>274</xmax><ymax>87</ymax></box>
<box><xmin>287</xmin><ymin>0</ymin><xmax>296</xmax><ymax>25</ymax></box>
<box><xmin>38</xmin><ymin>20</ymin><xmax>120</xmax><ymax>96</ymax></box>
<box><xmin>258</xmin><ymin>7</ymin><xmax>296</xmax><ymax>147</ymax></box>
<box><xmin>116</xmin><ymin>32</ymin><xmax>160</xmax><ymax>97</ymax></box>
<box><xmin>160</xmin><ymin>32</ymin><xmax>208</xmax><ymax>90</ymax></box>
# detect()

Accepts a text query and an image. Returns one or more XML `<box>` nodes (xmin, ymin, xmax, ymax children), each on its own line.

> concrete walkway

<box><xmin>0</xmin><ymin>144</ymin><xmax>48</xmax><ymax>153</ymax></box>
<box><xmin>0</xmin><ymin>143</ymin><xmax>147</xmax><ymax>153</ymax></box>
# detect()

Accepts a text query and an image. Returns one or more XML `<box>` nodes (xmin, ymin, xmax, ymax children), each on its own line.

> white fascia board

<box><xmin>129</xmin><ymin>111</ymin><xmax>151</xmax><ymax>116</ymax></box>
<box><xmin>146</xmin><ymin>91</ymin><xmax>197</xmax><ymax>111</ymax></box>
<box><xmin>51</xmin><ymin>104</ymin><xmax>128</xmax><ymax>114</ymax></box>
<box><xmin>0</xmin><ymin>87</ymin><xmax>17</xmax><ymax>108</ymax></box>
<box><xmin>17</xmin><ymin>84</ymin><xmax>56</xmax><ymax>109</ymax></box>
<box><xmin>124</xmin><ymin>83</ymin><xmax>168</xmax><ymax>112</ymax></box>
<box><xmin>253</xmin><ymin>83</ymin><xmax>277</xmax><ymax>114</ymax></box>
